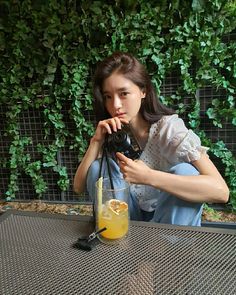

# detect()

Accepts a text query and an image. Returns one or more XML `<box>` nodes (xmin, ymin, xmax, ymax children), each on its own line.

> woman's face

<box><xmin>102</xmin><ymin>72</ymin><xmax>145</xmax><ymax>122</ymax></box>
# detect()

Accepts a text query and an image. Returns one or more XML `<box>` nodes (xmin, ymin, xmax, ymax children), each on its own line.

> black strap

<box><xmin>99</xmin><ymin>138</ymin><xmax>114</xmax><ymax>190</ymax></box>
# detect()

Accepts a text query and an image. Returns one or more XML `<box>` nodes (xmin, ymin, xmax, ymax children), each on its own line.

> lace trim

<box><xmin>175</xmin><ymin>130</ymin><xmax>209</xmax><ymax>162</ymax></box>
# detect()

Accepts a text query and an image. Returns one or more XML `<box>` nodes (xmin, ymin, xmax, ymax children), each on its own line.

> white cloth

<box><xmin>130</xmin><ymin>114</ymin><xmax>208</xmax><ymax>211</ymax></box>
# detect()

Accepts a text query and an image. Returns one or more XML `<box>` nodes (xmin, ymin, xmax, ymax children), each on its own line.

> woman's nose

<box><xmin>113</xmin><ymin>95</ymin><xmax>122</xmax><ymax>109</ymax></box>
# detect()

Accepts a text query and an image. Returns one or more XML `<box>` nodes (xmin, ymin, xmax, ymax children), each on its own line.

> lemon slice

<box><xmin>107</xmin><ymin>199</ymin><xmax>128</xmax><ymax>215</ymax></box>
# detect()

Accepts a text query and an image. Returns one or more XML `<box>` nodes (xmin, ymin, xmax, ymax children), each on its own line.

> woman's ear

<box><xmin>141</xmin><ymin>88</ymin><xmax>146</xmax><ymax>98</ymax></box>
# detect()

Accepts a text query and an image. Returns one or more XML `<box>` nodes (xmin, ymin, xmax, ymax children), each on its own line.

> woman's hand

<box><xmin>116</xmin><ymin>152</ymin><xmax>151</xmax><ymax>185</ymax></box>
<box><xmin>92</xmin><ymin>117</ymin><xmax>129</xmax><ymax>143</ymax></box>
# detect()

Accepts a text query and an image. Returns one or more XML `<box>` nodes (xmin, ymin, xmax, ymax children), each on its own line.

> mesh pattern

<box><xmin>0</xmin><ymin>105</ymin><xmax>91</xmax><ymax>202</ymax></box>
<box><xmin>1</xmin><ymin>211</ymin><xmax>236</xmax><ymax>295</ymax></box>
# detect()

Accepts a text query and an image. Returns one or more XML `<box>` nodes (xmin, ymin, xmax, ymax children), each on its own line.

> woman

<box><xmin>73</xmin><ymin>52</ymin><xmax>229</xmax><ymax>226</ymax></box>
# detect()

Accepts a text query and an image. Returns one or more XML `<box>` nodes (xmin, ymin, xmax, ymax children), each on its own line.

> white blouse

<box><xmin>130</xmin><ymin>114</ymin><xmax>208</xmax><ymax>212</ymax></box>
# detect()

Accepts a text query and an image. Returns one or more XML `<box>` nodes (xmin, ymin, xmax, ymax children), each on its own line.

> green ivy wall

<box><xmin>0</xmin><ymin>0</ymin><xmax>236</xmax><ymax>209</ymax></box>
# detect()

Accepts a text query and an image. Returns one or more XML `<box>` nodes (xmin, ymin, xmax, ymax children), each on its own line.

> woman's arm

<box><xmin>116</xmin><ymin>152</ymin><xmax>229</xmax><ymax>203</ymax></box>
<box><xmin>73</xmin><ymin>117</ymin><xmax>128</xmax><ymax>194</ymax></box>
<box><xmin>149</xmin><ymin>154</ymin><xmax>229</xmax><ymax>203</ymax></box>
<box><xmin>73</xmin><ymin>137</ymin><xmax>102</xmax><ymax>194</ymax></box>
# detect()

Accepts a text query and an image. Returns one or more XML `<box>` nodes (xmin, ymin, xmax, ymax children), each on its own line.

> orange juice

<box><xmin>98</xmin><ymin>199</ymin><xmax>129</xmax><ymax>240</ymax></box>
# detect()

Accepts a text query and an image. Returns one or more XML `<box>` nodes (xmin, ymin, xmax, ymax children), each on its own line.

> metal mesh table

<box><xmin>1</xmin><ymin>210</ymin><xmax>236</xmax><ymax>295</ymax></box>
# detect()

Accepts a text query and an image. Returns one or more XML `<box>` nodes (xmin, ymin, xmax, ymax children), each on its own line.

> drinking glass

<box><xmin>95</xmin><ymin>177</ymin><xmax>130</xmax><ymax>244</ymax></box>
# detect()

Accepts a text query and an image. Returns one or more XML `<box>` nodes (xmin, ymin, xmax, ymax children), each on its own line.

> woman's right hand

<box><xmin>74</xmin><ymin>117</ymin><xmax>128</xmax><ymax>194</ymax></box>
<box><xmin>92</xmin><ymin>117</ymin><xmax>129</xmax><ymax>143</ymax></box>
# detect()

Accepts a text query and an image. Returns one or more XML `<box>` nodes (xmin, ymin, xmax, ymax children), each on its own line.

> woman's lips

<box><xmin>116</xmin><ymin>113</ymin><xmax>126</xmax><ymax>118</ymax></box>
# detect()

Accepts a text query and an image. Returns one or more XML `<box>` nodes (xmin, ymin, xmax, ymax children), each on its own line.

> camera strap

<box><xmin>98</xmin><ymin>138</ymin><xmax>114</xmax><ymax>190</ymax></box>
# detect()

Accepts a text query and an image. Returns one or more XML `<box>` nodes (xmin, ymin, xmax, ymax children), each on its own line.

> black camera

<box><xmin>106</xmin><ymin>124</ymin><xmax>142</xmax><ymax>160</ymax></box>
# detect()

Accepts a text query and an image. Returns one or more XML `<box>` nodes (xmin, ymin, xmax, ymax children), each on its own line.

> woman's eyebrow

<box><xmin>102</xmin><ymin>90</ymin><xmax>109</xmax><ymax>95</ymax></box>
<box><xmin>117</xmin><ymin>87</ymin><xmax>129</xmax><ymax>91</ymax></box>
<box><xmin>103</xmin><ymin>87</ymin><xmax>129</xmax><ymax>94</ymax></box>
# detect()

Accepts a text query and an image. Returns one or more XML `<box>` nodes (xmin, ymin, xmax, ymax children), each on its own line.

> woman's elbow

<box><xmin>73</xmin><ymin>185</ymin><xmax>82</xmax><ymax>195</ymax></box>
<box><xmin>216</xmin><ymin>183</ymin><xmax>230</xmax><ymax>203</ymax></box>
<box><xmin>73</xmin><ymin>181</ymin><xmax>84</xmax><ymax>195</ymax></box>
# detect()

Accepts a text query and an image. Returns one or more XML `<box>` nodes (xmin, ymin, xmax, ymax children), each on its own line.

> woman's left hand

<box><xmin>116</xmin><ymin>152</ymin><xmax>151</xmax><ymax>184</ymax></box>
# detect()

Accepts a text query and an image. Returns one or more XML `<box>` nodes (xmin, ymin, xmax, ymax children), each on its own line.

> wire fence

<box><xmin>0</xmin><ymin>74</ymin><xmax>235</xmax><ymax>204</ymax></box>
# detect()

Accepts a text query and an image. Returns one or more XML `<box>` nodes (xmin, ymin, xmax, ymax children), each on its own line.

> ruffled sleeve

<box><xmin>158</xmin><ymin>114</ymin><xmax>208</xmax><ymax>164</ymax></box>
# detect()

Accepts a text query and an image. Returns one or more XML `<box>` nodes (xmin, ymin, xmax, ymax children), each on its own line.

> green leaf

<box><xmin>192</xmin><ymin>0</ymin><xmax>205</xmax><ymax>12</ymax></box>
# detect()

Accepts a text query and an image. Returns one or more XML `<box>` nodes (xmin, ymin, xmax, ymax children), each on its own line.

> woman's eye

<box><xmin>103</xmin><ymin>95</ymin><xmax>111</xmax><ymax>100</ymax></box>
<box><xmin>121</xmin><ymin>92</ymin><xmax>129</xmax><ymax>96</ymax></box>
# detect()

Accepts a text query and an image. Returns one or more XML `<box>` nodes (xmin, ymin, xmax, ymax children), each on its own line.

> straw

<box><xmin>96</xmin><ymin>139</ymin><xmax>116</xmax><ymax>221</ymax></box>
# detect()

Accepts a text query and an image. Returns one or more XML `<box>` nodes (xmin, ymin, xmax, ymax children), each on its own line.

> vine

<box><xmin>0</xmin><ymin>0</ymin><xmax>235</xmax><ymax>210</ymax></box>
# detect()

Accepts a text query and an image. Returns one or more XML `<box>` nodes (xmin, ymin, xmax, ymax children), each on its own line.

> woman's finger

<box><xmin>102</xmin><ymin>118</ymin><xmax>122</xmax><ymax>133</ymax></box>
<box><xmin>116</xmin><ymin>152</ymin><xmax>129</xmax><ymax>163</ymax></box>
<box><xmin>113</xmin><ymin>116</ymin><xmax>122</xmax><ymax>130</ymax></box>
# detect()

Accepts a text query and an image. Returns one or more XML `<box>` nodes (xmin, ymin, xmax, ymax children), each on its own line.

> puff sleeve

<box><xmin>158</xmin><ymin>115</ymin><xmax>208</xmax><ymax>164</ymax></box>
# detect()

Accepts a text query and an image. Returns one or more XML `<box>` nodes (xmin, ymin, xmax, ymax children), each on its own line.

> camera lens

<box><xmin>112</xmin><ymin>131</ymin><xmax>127</xmax><ymax>143</ymax></box>
<box><xmin>105</xmin><ymin>126</ymin><xmax>141</xmax><ymax>159</ymax></box>
<box><xmin>107</xmin><ymin>130</ymin><xmax>131</xmax><ymax>152</ymax></box>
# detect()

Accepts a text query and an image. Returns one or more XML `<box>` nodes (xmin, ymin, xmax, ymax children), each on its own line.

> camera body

<box><xmin>106</xmin><ymin>124</ymin><xmax>142</xmax><ymax>160</ymax></box>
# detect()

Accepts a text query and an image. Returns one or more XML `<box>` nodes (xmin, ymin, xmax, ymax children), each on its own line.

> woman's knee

<box><xmin>86</xmin><ymin>159</ymin><xmax>102</xmax><ymax>188</ymax></box>
<box><xmin>86</xmin><ymin>158</ymin><xmax>122</xmax><ymax>198</ymax></box>
<box><xmin>87</xmin><ymin>158</ymin><xmax>120</xmax><ymax>179</ymax></box>
<box><xmin>169</xmin><ymin>163</ymin><xmax>199</xmax><ymax>176</ymax></box>
<box><xmin>86</xmin><ymin>159</ymin><xmax>100</xmax><ymax>199</ymax></box>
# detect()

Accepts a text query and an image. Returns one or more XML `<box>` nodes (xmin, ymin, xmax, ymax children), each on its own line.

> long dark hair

<box><xmin>93</xmin><ymin>52</ymin><xmax>174</xmax><ymax>124</ymax></box>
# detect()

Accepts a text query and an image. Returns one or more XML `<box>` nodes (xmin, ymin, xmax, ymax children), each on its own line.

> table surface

<box><xmin>0</xmin><ymin>210</ymin><xmax>236</xmax><ymax>295</ymax></box>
